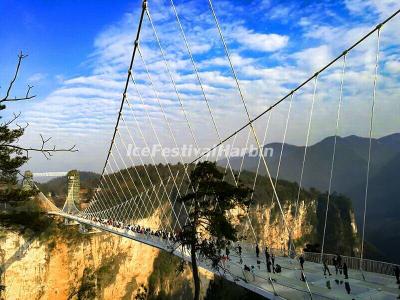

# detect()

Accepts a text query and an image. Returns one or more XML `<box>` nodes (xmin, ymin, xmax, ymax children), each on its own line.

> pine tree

<box><xmin>175</xmin><ymin>161</ymin><xmax>252</xmax><ymax>300</ymax></box>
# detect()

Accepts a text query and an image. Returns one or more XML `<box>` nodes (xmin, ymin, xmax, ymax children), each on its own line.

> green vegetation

<box><xmin>176</xmin><ymin>162</ymin><xmax>252</xmax><ymax>300</ymax></box>
<box><xmin>315</xmin><ymin>193</ymin><xmax>358</xmax><ymax>256</ymax></box>
<box><xmin>204</xmin><ymin>277</ymin><xmax>265</xmax><ymax>300</ymax></box>
<box><xmin>74</xmin><ymin>267</ymin><xmax>96</xmax><ymax>300</ymax></box>
<box><xmin>147</xmin><ymin>251</ymin><xmax>193</xmax><ymax>300</ymax></box>
<box><xmin>122</xmin><ymin>277</ymin><xmax>138</xmax><ymax>300</ymax></box>
<box><xmin>95</xmin><ymin>254</ymin><xmax>127</xmax><ymax>294</ymax></box>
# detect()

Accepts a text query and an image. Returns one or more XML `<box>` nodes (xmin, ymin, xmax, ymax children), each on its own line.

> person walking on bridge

<box><xmin>225</xmin><ymin>247</ymin><xmax>230</xmax><ymax>260</ymax></box>
<box><xmin>265</xmin><ymin>247</ymin><xmax>270</xmax><ymax>263</ymax></box>
<box><xmin>256</xmin><ymin>244</ymin><xmax>260</xmax><ymax>258</ymax></box>
<box><xmin>343</xmin><ymin>262</ymin><xmax>348</xmax><ymax>279</ymax></box>
<box><xmin>267</xmin><ymin>258</ymin><xmax>272</xmax><ymax>273</ymax></box>
<box><xmin>299</xmin><ymin>255</ymin><xmax>305</xmax><ymax>270</ymax></box>
<box><xmin>323</xmin><ymin>259</ymin><xmax>332</xmax><ymax>276</ymax></box>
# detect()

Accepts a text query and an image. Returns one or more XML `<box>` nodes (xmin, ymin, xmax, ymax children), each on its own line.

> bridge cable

<box><xmin>112</xmin><ymin>135</ymin><xmax>151</xmax><ymax>222</ymax></box>
<box><xmin>114</xmin><ymin>126</ymin><xmax>173</xmax><ymax>232</ymax></box>
<box><xmin>108</xmin><ymin>156</ymin><xmax>151</xmax><ymax>223</ymax></box>
<box><xmin>167</xmin><ymin>0</ymin><xmax>241</xmax><ymax>194</ymax></box>
<box><xmin>136</xmin><ymin>45</ymin><xmax>199</xmax><ymax>226</ymax></box>
<box><xmin>109</xmin><ymin>150</ymin><xmax>151</xmax><ymax>224</ymax></box>
<box><xmin>122</xmin><ymin>90</ymin><xmax>187</xmax><ymax>230</ymax></box>
<box><xmin>272</xmin><ymin>93</ymin><xmax>294</xmax><ymax>207</ymax></box>
<box><xmin>94</xmin><ymin>0</ymin><xmax>147</xmax><ymax>202</ymax></box>
<box><xmin>114</xmin><ymin>133</ymin><xmax>163</xmax><ymax>225</ymax></box>
<box><xmin>320</xmin><ymin>54</ymin><xmax>347</xmax><ymax>263</ymax></box>
<box><xmin>127</xmin><ymin>69</ymin><xmax>191</xmax><ymax>223</ymax></box>
<box><xmin>146</xmin><ymin>5</ymin><xmax>209</xmax><ymax>229</ymax></box>
<box><xmin>249</xmin><ymin>111</ymin><xmax>273</xmax><ymax>203</ymax></box>
<box><xmin>121</xmin><ymin>94</ymin><xmax>187</xmax><ymax>230</ymax></box>
<box><xmin>293</xmin><ymin>75</ymin><xmax>319</xmax><ymax>249</ymax></box>
<box><xmin>361</xmin><ymin>26</ymin><xmax>382</xmax><ymax>271</ymax></box>
<box><xmin>221</xmin><ymin>128</ymin><xmax>258</xmax><ymax>244</ymax></box>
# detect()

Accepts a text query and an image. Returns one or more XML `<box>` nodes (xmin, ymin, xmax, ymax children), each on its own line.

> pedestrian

<box><xmin>323</xmin><ymin>259</ymin><xmax>332</xmax><ymax>276</ymax></box>
<box><xmin>256</xmin><ymin>244</ymin><xmax>260</xmax><ymax>258</ymax></box>
<box><xmin>299</xmin><ymin>255</ymin><xmax>305</xmax><ymax>270</ymax></box>
<box><xmin>238</xmin><ymin>244</ymin><xmax>242</xmax><ymax>257</ymax></box>
<box><xmin>333</xmin><ymin>257</ymin><xmax>338</xmax><ymax>275</ymax></box>
<box><xmin>225</xmin><ymin>247</ymin><xmax>230</xmax><ymax>260</ymax></box>
<box><xmin>394</xmin><ymin>265</ymin><xmax>400</xmax><ymax>284</ymax></box>
<box><xmin>265</xmin><ymin>247</ymin><xmax>270</xmax><ymax>261</ymax></box>
<box><xmin>336</xmin><ymin>254</ymin><xmax>342</xmax><ymax>271</ymax></box>
<box><xmin>265</xmin><ymin>247</ymin><xmax>270</xmax><ymax>263</ymax></box>
<box><xmin>343</xmin><ymin>263</ymin><xmax>348</xmax><ymax>279</ymax></box>
<box><xmin>271</xmin><ymin>253</ymin><xmax>275</xmax><ymax>267</ymax></box>
<box><xmin>267</xmin><ymin>258</ymin><xmax>272</xmax><ymax>273</ymax></box>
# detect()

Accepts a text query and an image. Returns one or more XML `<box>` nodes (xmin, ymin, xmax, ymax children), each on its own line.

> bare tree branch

<box><xmin>1</xmin><ymin>112</ymin><xmax>22</xmax><ymax>127</ymax></box>
<box><xmin>1</xmin><ymin>137</ymin><xmax>78</xmax><ymax>160</ymax></box>
<box><xmin>1</xmin><ymin>52</ymin><xmax>77</xmax><ymax>160</ymax></box>
<box><xmin>0</xmin><ymin>51</ymin><xmax>36</xmax><ymax>103</ymax></box>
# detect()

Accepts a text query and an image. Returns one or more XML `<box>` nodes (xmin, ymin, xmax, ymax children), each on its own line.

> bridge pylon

<box><xmin>62</xmin><ymin>170</ymin><xmax>81</xmax><ymax>225</ymax></box>
<box><xmin>22</xmin><ymin>170</ymin><xmax>34</xmax><ymax>192</ymax></box>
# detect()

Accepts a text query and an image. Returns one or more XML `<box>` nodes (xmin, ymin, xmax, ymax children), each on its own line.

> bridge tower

<box><xmin>22</xmin><ymin>170</ymin><xmax>33</xmax><ymax>191</ymax></box>
<box><xmin>62</xmin><ymin>170</ymin><xmax>80</xmax><ymax>224</ymax></box>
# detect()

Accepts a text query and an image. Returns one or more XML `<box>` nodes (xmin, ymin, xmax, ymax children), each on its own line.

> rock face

<box><xmin>0</xmin><ymin>228</ymin><xmax>160</xmax><ymax>300</ymax></box>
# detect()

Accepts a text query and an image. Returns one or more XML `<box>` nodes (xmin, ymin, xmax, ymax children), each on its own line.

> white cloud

<box><xmin>28</xmin><ymin>73</ymin><xmax>47</xmax><ymax>83</ymax></box>
<box><xmin>293</xmin><ymin>45</ymin><xmax>333</xmax><ymax>72</ymax></box>
<box><xmin>345</xmin><ymin>0</ymin><xmax>399</xmax><ymax>18</ymax></box>
<box><xmin>231</xmin><ymin>26</ymin><xmax>289</xmax><ymax>52</ymax></box>
<box><xmin>385</xmin><ymin>60</ymin><xmax>400</xmax><ymax>74</ymax></box>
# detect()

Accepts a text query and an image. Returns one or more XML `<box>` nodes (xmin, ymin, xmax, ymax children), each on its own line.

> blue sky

<box><xmin>1</xmin><ymin>0</ymin><xmax>399</xmax><ymax>174</ymax></box>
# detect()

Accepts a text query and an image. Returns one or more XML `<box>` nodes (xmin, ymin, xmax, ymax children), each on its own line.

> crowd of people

<box><xmin>89</xmin><ymin>216</ymin><xmax>178</xmax><ymax>242</ymax></box>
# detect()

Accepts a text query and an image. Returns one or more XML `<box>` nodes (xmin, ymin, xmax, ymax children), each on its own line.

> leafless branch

<box><xmin>0</xmin><ymin>51</ymin><xmax>36</xmax><ymax>103</ymax></box>
<box><xmin>1</xmin><ymin>112</ymin><xmax>22</xmax><ymax>127</ymax></box>
<box><xmin>2</xmin><ymin>134</ymin><xmax>78</xmax><ymax>160</ymax></box>
<box><xmin>15</xmin><ymin>122</ymin><xmax>29</xmax><ymax>131</ymax></box>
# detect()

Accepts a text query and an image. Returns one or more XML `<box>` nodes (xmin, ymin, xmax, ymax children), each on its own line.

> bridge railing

<box><xmin>303</xmin><ymin>251</ymin><xmax>399</xmax><ymax>276</ymax></box>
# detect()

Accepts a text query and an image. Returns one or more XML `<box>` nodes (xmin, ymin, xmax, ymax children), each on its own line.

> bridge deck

<box><xmin>51</xmin><ymin>212</ymin><xmax>399</xmax><ymax>300</ymax></box>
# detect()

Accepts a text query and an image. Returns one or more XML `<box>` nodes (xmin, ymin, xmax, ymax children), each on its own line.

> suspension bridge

<box><xmin>21</xmin><ymin>0</ymin><xmax>400</xmax><ymax>299</ymax></box>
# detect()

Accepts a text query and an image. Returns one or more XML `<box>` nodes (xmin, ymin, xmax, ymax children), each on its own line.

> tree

<box><xmin>175</xmin><ymin>161</ymin><xmax>252</xmax><ymax>300</ymax></box>
<box><xmin>0</xmin><ymin>52</ymin><xmax>77</xmax><ymax>203</ymax></box>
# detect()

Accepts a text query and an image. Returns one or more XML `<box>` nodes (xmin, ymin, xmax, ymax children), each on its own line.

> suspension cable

<box><xmin>294</xmin><ymin>75</ymin><xmax>319</xmax><ymax>223</ymax></box>
<box><xmin>361</xmin><ymin>26</ymin><xmax>381</xmax><ymax>269</ymax></box>
<box><xmin>320</xmin><ymin>55</ymin><xmax>347</xmax><ymax>262</ymax></box>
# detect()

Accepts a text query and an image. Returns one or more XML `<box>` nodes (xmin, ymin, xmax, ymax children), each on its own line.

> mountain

<box><xmin>219</xmin><ymin>133</ymin><xmax>400</xmax><ymax>263</ymax></box>
<box><xmin>346</xmin><ymin>152</ymin><xmax>400</xmax><ymax>263</ymax></box>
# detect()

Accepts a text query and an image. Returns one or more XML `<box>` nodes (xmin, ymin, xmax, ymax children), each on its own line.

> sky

<box><xmin>1</xmin><ymin>0</ymin><xmax>399</xmax><ymax>175</ymax></box>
